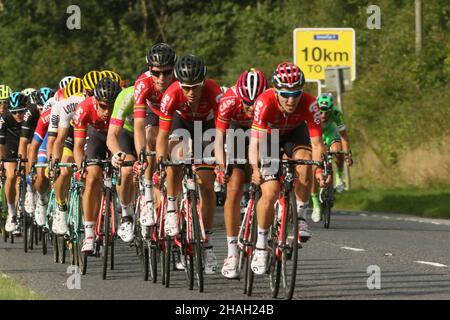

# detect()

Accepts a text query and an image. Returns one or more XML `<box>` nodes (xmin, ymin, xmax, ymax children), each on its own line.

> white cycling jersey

<box><xmin>48</xmin><ymin>95</ymin><xmax>85</xmax><ymax>136</ymax></box>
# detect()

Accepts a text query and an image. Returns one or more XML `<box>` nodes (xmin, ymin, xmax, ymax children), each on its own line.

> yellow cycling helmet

<box><xmin>82</xmin><ymin>70</ymin><xmax>104</xmax><ymax>91</ymax></box>
<box><xmin>64</xmin><ymin>78</ymin><xmax>84</xmax><ymax>98</ymax></box>
<box><xmin>101</xmin><ymin>70</ymin><xmax>122</xmax><ymax>85</ymax></box>
<box><xmin>0</xmin><ymin>85</ymin><xmax>12</xmax><ymax>100</ymax></box>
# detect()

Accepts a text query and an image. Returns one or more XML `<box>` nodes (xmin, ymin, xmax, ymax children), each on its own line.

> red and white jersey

<box><xmin>49</xmin><ymin>95</ymin><xmax>85</xmax><ymax>136</ymax></box>
<box><xmin>216</xmin><ymin>86</ymin><xmax>253</xmax><ymax>130</ymax></box>
<box><xmin>251</xmin><ymin>89</ymin><xmax>321</xmax><ymax>139</ymax></box>
<box><xmin>73</xmin><ymin>97</ymin><xmax>110</xmax><ymax>139</ymax></box>
<box><xmin>33</xmin><ymin>108</ymin><xmax>52</xmax><ymax>143</ymax></box>
<box><xmin>133</xmin><ymin>71</ymin><xmax>170</xmax><ymax>119</ymax></box>
<box><xmin>159</xmin><ymin>79</ymin><xmax>223</xmax><ymax>133</ymax></box>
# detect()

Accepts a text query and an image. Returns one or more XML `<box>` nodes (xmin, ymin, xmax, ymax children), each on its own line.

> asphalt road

<box><xmin>1</xmin><ymin>208</ymin><xmax>450</xmax><ymax>300</ymax></box>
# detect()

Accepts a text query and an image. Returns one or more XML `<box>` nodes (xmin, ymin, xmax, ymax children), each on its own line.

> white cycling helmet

<box><xmin>59</xmin><ymin>76</ymin><xmax>77</xmax><ymax>89</ymax></box>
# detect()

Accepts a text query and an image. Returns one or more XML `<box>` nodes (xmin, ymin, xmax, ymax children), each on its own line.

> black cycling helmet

<box><xmin>174</xmin><ymin>54</ymin><xmax>207</xmax><ymax>85</ymax></box>
<box><xmin>93</xmin><ymin>77</ymin><xmax>122</xmax><ymax>104</ymax></box>
<box><xmin>26</xmin><ymin>91</ymin><xmax>40</xmax><ymax>108</ymax></box>
<box><xmin>37</xmin><ymin>87</ymin><xmax>56</xmax><ymax>105</ymax></box>
<box><xmin>9</xmin><ymin>92</ymin><xmax>27</xmax><ymax>112</ymax></box>
<box><xmin>146</xmin><ymin>43</ymin><xmax>177</xmax><ymax>68</ymax></box>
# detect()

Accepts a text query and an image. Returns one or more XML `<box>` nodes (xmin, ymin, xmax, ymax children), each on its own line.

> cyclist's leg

<box><xmin>34</xmin><ymin>138</ymin><xmax>51</xmax><ymax>226</ymax></box>
<box><xmin>330</xmin><ymin>139</ymin><xmax>344</xmax><ymax>191</ymax></box>
<box><xmin>144</xmin><ymin>111</ymin><xmax>159</xmax><ymax>209</ymax></box>
<box><xmin>82</xmin><ymin>128</ymin><xmax>106</xmax><ymax>250</ymax></box>
<box><xmin>4</xmin><ymin>162</ymin><xmax>18</xmax><ymax>231</ymax></box>
<box><xmin>116</xmin><ymin>130</ymin><xmax>137</xmax><ymax>242</ymax></box>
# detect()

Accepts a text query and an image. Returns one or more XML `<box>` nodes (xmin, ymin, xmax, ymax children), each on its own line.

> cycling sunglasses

<box><xmin>180</xmin><ymin>81</ymin><xmax>204</xmax><ymax>90</ymax></box>
<box><xmin>11</xmin><ymin>110</ymin><xmax>26</xmax><ymax>115</ymax></box>
<box><xmin>276</xmin><ymin>89</ymin><xmax>303</xmax><ymax>98</ymax></box>
<box><xmin>0</xmin><ymin>100</ymin><xmax>9</xmax><ymax>106</ymax></box>
<box><xmin>151</xmin><ymin>69</ymin><xmax>173</xmax><ymax>78</ymax></box>
<box><xmin>97</xmin><ymin>101</ymin><xmax>113</xmax><ymax>109</ymax></box>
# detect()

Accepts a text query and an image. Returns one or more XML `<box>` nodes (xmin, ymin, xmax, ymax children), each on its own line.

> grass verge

<box><xmin>334</xmin><ymin>186</ymin><xmax>450</xmax><ymax>219</ymax></box>
<box><xmin>0</xmin><ymin>273</ymin><xmax>44</xmax><ymax>300</ymax></box>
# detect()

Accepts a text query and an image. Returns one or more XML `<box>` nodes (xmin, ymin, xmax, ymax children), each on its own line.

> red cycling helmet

<box><xmin>236</xmin><ymin>68</ymin><xmax>268</xmax><ymax>105</ymax></box>
<box><xmin>272</xmin><ymin>62</ymin><xmax>305</xmax><ymax>89</ymax></box>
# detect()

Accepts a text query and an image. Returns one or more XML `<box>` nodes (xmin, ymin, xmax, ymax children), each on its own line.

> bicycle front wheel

<box><xmin>322</xmin><ymin>187</ymin><xmax>332</xmax><ymax>229</ymax></box>
<box><xmin>190</xmin><ymin>191</ymin><xmax>203</xmax><ymax>293</ymax></box>
<box><xmin>281</xmin><ymin>192</ymin><xmax>299</xmax><ymax>300</ymax></box>
<box><xmin>102</xmin><ymin>191</ymin><xmax>111</xmax><ymax>280</ymax></box>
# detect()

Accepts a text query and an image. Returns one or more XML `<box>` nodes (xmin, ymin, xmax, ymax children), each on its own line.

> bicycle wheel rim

<box><xmin>246</xmin><ymin>205</ymin><xmax>258</xmax><ymax>296</ymax></box>
<box><xmin>164</xmin><ymin>235</ymin><xmax>171</xmax><ymax>288</ymax></box>
<box><xmin>281</xmin><ymin>192</ymin><xmax>299</xmax><ymax>300</ymax></box>
<box><xmin>269</xmin><ymin>224</ymin><xmax>281</xmax><ymax>298</ymax></box>
<box><xmin>102</xmin><ymin>191</ymin><xmax>111</xmax><ymax>280</ymax></box>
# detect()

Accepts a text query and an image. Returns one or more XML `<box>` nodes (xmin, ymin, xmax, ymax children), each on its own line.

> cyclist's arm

<box><xmin>74</xmin><ymin>137</ymin><xmax>86</xmax><ymax>169</ymax></box>
<box><xmin>0</xmin><ymin>144</ymin><xmax>4</xmax><ymax>160</ymax></box>
<box><xmin>339</xmin><ymin>129</ymin><xmax>351</xmax><ymax>153</ymax></box>
<box><xmin>134</xmin><ymin>117</ymin><xmax>146</xmax><ymax>155</ymax></box>
<box><xmin>155</xmin><ymin>129</ymin><xmax>170</xmax><ymax>161</ymax></box>
<box><xmin>18</xmin><ymin>137</ymin><xmax>29</xmax><ymax>160</ymax></box>
<box><xmin>106</xmin><ymin>124</ymin><xmax>123</xmax><ymax>155</ymax></box>
<box><xmin>26</xmin><ymin>140</ymin><xmax>40</xmax><ymax>172</ymax></box>
<box><xmin>46</xmin><ymin>135</ymin><xmax>56</xmax><ymax>161</ymax></box>
<box><xmin>214</xmin><ymin>128</ymin><xmax>226</xmax><ymax>169</ymax></box>
<box><xmin>52</xmin><ymin>127</ymin><xmax>69</xmax><ymax>161</ymax></box>
<box><xmin>249</xmin><ymin>135</ymin><xmax>260</xmax><ymax>175</ymax></box>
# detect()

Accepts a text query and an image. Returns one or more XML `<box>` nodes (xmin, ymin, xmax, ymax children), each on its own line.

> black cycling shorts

<box><xmin>225</xmin><ymin>122</ymin><xmax>250</xmax><ymax>171</ymax></box>
<box><xmin>64</xmin><ymin>125</ymin><xmax>74</xmax><ymax>151</ymax></box>
<box><xmin>146</xmin><ymin>108</ymin><xmax>159</xmax><ymax>128</ymax></box>
<box><xmin>3</xmin><ymin>138</ymin><xmax>19</xmax><ymax>159</ymax></box>
<box><xmin>118</xmin><ymin>130</ymin><xmax>136</xmax><ymax>156</ymax></box>
<box><xmin>85</xmin><ymin>125</ymin><xmax>108</xmax><ymax>160</ymax></box>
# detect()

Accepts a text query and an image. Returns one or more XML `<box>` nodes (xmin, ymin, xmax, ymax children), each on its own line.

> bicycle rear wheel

<box><xmin>281</xmin><ymin>192</ymin><xmax>299</xmax><ymax>300</ymax></box>
<box><xmin>28</xmin><ymin>222</ymin><xmax>35</xmax><ymax>250</ymax></box>
<box><xmin>190</xmin><ymin>191</ymin><xmax>203</xmax><ymax>293</ymax></box>
<box><xmin>58</xmin><ymin>235</ymin><xmax>66</xmax><ymax>264</ymax></box>
<box><xmin>180</xmin><ymin>214</ymin><xmax>194</xmax><ymax>290</ymax></box>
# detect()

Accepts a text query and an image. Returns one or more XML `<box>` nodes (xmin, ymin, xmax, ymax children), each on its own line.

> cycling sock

<box><xmin>227</xmin><ymin>236</ymin><xmax>239</xmax><ymax>257</ymax></box>
<box><xmin>256</xmin><ymin>227</ymin><xmax>268</xmax><ymax>250</ymax></box>
<box><xmin>205</xmin><ymin>230</ymin><xmax>213</xmax><ymax>247</ymax></box>
<box><xmin>84</xmin><ymin>222</ymin><xmax>95</xmax><ymax>238</ymax></box>
<box><xmin>167</xmin><ymin>196</ymin><xmax>177</xmax><ymax>212</ymax></box>
<box><xmin>297</xmin><ymin>201</ymin><xmax>309</xmax><ymax>220</ymax></box>
<box><xmin>7</xmin><ymin>203</ymin><xmax>16</xmax><ymax>216</ymax></box>
<box><xmin>311</xmin><ymin>193</ymin><xmax>320</xmax><ymax>208</ymax></box>
<box><xmin>56</xmin><ymin>198</ymin><xmax>66</xmax><ymax>207</ymax></box>
<box><xmin>144</xmin><ymin>179</ymin><xmax>153</xmax><ymax>204</ymax></box>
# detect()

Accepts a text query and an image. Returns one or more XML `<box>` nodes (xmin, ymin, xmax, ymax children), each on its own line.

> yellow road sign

<box><xmin>293</xmin><ymin>28</ymin><xmax>356</xmax><ymax>81</ymax></box>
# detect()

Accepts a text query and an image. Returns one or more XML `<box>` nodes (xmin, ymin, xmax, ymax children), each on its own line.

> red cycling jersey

<box><xmin>216</xmin><ymin>86</ymin><xmax>253</xmax><ymax>131</ymax></box>
<box><xmin>251</xmin><ymin>89</ymin><xmax>321</xmax><ymax>139</ymax></box>
<box><xmin>33</xmin><ymin>108</ymin><xmax>52</xmax><ymax>143</ymax></box>
<box><xmin>159</xmin><ymin>79</ymin><xmax>223</xmax><ymax>133</ymax></box>
<box><xmin>133</xmin><ymin>71</ymin><xmax>170</xmax><ymax>119</ymax></box>
<box><xmin>73</xmin><ymin>97</ymin><xmax>110</xmax><ymax>139</ymax></box>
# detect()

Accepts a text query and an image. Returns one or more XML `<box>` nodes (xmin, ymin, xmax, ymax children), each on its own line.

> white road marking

<box><xmin>341</xmin><ymin>246</ymin><xmax>366</xmax><ymax>252</ymax></box>
<box><xmin>360</xmin><ymin>214</ymin><xmax>367</xmax><ymax>217</ymax></box>
<box><xmin>431</xmin><ymin>222</ymin><xmax>442</xmax><ymax>225</ymax></box>
<box><xmin>414</xmin><ymin>261</ymin><xmax>448</xmax><ymax>268</ymax></box>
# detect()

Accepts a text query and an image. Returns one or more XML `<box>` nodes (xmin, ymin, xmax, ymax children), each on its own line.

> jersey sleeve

<box><xmin>33</xmin><ymin>112</ymin><xmax>49</xmax><ymax>144</ymax></box>
<box><xmin>216</xmin><ymin>93</ymin><xmax>237</xmax><ymax>131</ymax></box>
<box><xmin>73</xmin><ymin>102</ymin><xmax>90</xmax><ymax>139</ymax></box>
<box><xmin>332</xmin><ymin>109</ymin><xmax>346</xmax><ymax>131</ymax></box>
<box><xmin>48</xmin><ymin>102</ymin><xmax>61</xmax><ymax>137</ymax></box>
<box><xmin>20</xmin><ymin>108</ymin><xmax>39</xmax><ymax>140</ymax></box>
<box><xmin>59</xmin><ymin>98</ymin><xmax>80</xmax><ymax>129</ymax></box>
<box><xmin>133</xmin><ymin>75</ymin><xmax>150</xmax><ymax>119</ymax></box>
<box><xmin>251</xmin><ymin>98</ymin><xmax>270</xmax><ymax>140</ymax></box>
<box><xmin>0</xmin><ymin>116</ymin><xmax>6</xmax><ymax>145</ymax></box>
<box><xmin>111</xmin><ymin>88</ymin><xmax>133</xmax><ymax>128</ymax></box>
<box><xmin>304</xmin><ymin>97</ymin><xmax>322</xmax><ymax>138</ymax></box>
<box><xmin>158</xmin><ymin>85</ymin><xmax>178</xmax><ymax>133</ymax></box>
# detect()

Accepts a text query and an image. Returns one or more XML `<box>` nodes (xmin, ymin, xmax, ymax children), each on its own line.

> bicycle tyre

<box><xmin>164</xmin><ymin>235</ymin><xmax>171</xmax><ymax>288</ymax></box>
<box><xmin>281</xmin><ymin>192</ymin><xmax>299</xmax><ymax>300</ymax></box>
<box><xmin>42</xmin><ymin>230</ymin><xmax>47</xmax><ymax>255</ymax></box>
<box><xmin>28</xmin><ymin>222</ymin><xmax>34</xmax><ymax>250</ymax></box>
<box><xmin>190</xmin><ymin>191</ymin><xmax>204</xmax><ymax>293</ymax></box>
<box><xmin>269</xmin><ymin>210</ymin><xmax>281</xmax><ymax>298</ymax></box>
<box><xmin>143</xmin><ymin>243</ymin><xmax>149</xmax><ymax>281</ymax></box>
<box><xmin>245</xmin><ymin>203</ymin><xmax>258</xmax><ymax>296</ymax></box>
<box><xmin>102</xmin><ymin>190</ymin><xmax>111</xmax><ymax>280</ymax></box>
<box><xmin>180</xmin><ymin>214</ymin><xmax>193</xmax><ymax>290</ymax></box>
<box><xmin>58</xmin><ymin>235</ymin><xmax>66</xmax><ymax>264</ymax></box>
<box><xmin>23</xmin><ymin>215</ymin><xmax>28</xmax><ymax>253</ymax></box>
<box><xmin>52</xmin><ymin>233</ymin><xmax>59</xmax><ymax>263</ymax></box>
<box><xmin>323</xmin><ymin>187</ymin><xmax>332</xmax><ymax>229</ymax></box>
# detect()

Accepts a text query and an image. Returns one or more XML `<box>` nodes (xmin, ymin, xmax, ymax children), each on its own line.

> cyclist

<box><xmin>49</xmin><ymin>78</ymin><xmax>86</xmax><ymax>235</ymax></box>
<box><xmin>107</xmin><ymin>86</ymin><xmax>137</xmax><ymax>242</ymax></box>
<box><xmin>24</xmin><ymin>88</ymin><xmax>56</xmax><ymax>223</ymax></box>
<box><xmin>0</xmin><ymin>85</ymin><xmax>12</xmax><ymax>115</ymax></box>
<box><xmin>59</xmin><ymin>76</ymin><xmax>77</xmax><ymax>90</ymax></box>
<box><xmin>310</xmin><ymin>93</ymin><xmax>353</xmax><ymax>222</ymax></box>
<box><xmin>156</xmin><ymin>54</ymin><xmax>223</xmax><ymax>274</ymax></box>
<box><xmin>82</xmin><ymin>70</ymin><xmax>104</xmax><ymax>97</ymax></box>
<box><xmin>248</xmin><ymin>62</ymin><xmax>328</xmax><ymax>275</ymax></box>
<box><xmin>101</xmin><ymin>70</ymin><xmax>123</xmax><ymax>88</ymax></box>
<box><xmin>0</xmin><ymin>92</ymin><xmax>28</xmax><ymax>233</ymax></box>
<box><xmin>214</xmin><ymin>68</ymin><xmax>268</xmax><ymax>279</ymax></box>
<box><xmin>133</xmin><ymin>43</ymin><xmax>177</xmax><ymax>228</ymax></box>
<box><xmin>73</xmin><ymin>77</ymin><xmax>122</xmax><ymax>253</ymax></box>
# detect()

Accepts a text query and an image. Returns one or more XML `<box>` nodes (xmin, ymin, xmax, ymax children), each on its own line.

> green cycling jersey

<box><xmin>321</xmin><ymin>106</ymin><xmax>346</xmax><ymax>148</ymax></box>
<box><xmin>111</xmin><ymin>86</ymin><xmax>135</xmax><ymax>133</ymax></box>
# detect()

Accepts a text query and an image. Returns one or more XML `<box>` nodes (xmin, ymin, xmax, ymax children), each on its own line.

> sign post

<box><xmin>294</xmin><ymin>28</ymin><xmax>355</xmax><ymax>191</ymax></box>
